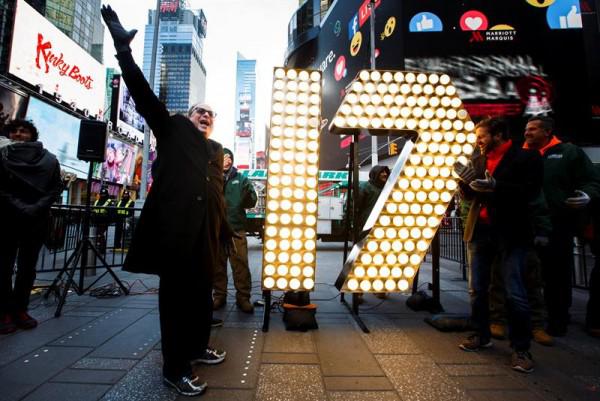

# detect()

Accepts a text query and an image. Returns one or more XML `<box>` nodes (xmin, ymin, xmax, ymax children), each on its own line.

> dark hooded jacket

<box><xmin>0</xmin><ymin>140</ymin><xmax>62</xmax><ymax>222</ymax></box>
<box><xmin>116</xmin><ymin>51</ymin><xmax>228</xmax><ymax>275</ymax></box>
<box><xmin>357</xmin><ymin>165</ymin><xmax>390</xmax><ymax>230</ymax></box>
<box><xmin>223</xmin><ymin>149</ymin><xmax>257</xmax><ymax>231</ymax></box>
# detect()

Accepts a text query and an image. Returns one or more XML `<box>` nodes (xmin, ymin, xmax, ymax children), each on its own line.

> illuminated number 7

<box><xmin>330</xmin><ymin>70</ymin><xmax>476</xmax><ymax>293</ymax></box>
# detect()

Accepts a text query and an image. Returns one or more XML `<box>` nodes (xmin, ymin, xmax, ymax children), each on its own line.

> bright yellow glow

<box><xmin>335</xmin><ymin>70</ymin><xmax>474</xmax><ymax>293</ymax></box>
<box><xmin>264</xmin><ymin>277</ymin><xmax>275</xmax><ymax>288</ymax></box>
<box><xmin>301</xmin><ymin>277</ymin><xmax>315</xmax><ymax>292</ymax></box>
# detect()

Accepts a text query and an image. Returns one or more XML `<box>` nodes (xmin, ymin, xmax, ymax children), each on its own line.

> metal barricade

<box><xmin>37</xmin><ymin>204</ymin><xmax>140</xmax><ymax>273</ymax></box>
<box><xmin>437</xmin><ymin>216</ymin><xmax>468</xmax><ymax>280</ymax></box>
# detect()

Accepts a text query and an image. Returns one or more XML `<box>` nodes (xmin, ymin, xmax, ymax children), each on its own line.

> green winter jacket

<box><xmin>224</xmin><ymin>167</ymin><xmax>258</xmax><ymax>231</ymax></box>
<box><xmin>357</xmin><ymin>165</ymin><xmax>390</xmax><ymax>230</ymax></box>
<box><xmin>541</xmin><ymin>141</ymin><xmax>600</xmax><ymax>219</ymax></box>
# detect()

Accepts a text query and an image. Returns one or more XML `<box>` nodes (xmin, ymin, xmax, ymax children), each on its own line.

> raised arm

<box><xmin>101</xmin><ymin>5</ymin><xmax>169</xmax><ymax>134</ymax></box>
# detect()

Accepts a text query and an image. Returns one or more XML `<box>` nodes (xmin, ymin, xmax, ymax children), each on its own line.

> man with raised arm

<box><xmin>102</xmin><ymin>6</ymin><xmax>233</xmax><ymax>397</ymax></box>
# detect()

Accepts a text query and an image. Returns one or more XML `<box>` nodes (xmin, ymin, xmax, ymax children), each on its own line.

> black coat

<box><xmin>116</xmin><ymin>51</ymin><xmax>226</xmax><ymax>275</ymax></box>
<box><xmin>461</xmin><ymin>143</ymin><xmax>543</xmax><ymax>245</ymax></box>
<box><xmin>0</xmin><ymin>141</ymin><xmax>62</xmax><ymax>229</ymax></box>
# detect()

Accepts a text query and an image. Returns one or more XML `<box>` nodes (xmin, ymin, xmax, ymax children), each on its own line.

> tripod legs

<box><xmin>45</xmin><ymin>238</ymin><xmax>129</xmax><ymax>317</ymax></box>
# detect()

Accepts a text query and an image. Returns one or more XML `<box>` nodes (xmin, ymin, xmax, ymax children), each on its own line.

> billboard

<box><xmin>25</xmin><ymin>97</ymin><xmax>89</xmax><ymax>178</ymax></box>
<box><xmin>0</xmin><ymin>84</ymin><xmax>28</xmax><ymax>130</ymax></box>
<box><xmin>8</xmin><ymin>0</ymin><xmax>106</xmax><ymax>118</ymax></box>
<box><xmin>288</xmin><ymin>0</ymin><xmax>596</xmax><ymax>169</ymax></box>
<box><xmin>108</xmin><ymin>74</ymin><xmax>145</xmax><ymax>142</ymax></box>
<box><xmin>92</xmin><ymin>135</ymin><xmax>140</xmax><ymax>186</ymax></box>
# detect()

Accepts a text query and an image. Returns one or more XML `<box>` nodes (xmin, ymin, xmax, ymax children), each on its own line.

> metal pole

<box><xmin>139</xmin><ymin>0</ymin><xmax>161</xmax><ymax>201</ymax></box>
<box><xmin>369</xmin><ymin>0</ymin><xmax>378</xmax><ymax>167</ymax></box>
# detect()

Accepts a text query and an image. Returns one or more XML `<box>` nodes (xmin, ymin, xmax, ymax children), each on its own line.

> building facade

<box><xmin>142</xmin><ymin>1</ymin><xmax>207</xmax><ymax>114</ymax></box>
<box><xmin>234</xmin><ymin>53</ymin><xmax>256</xmax><ymax>169</ymax></box>
<box><xmin>44</xmin><ymin>0</ymin><xmax>104</xmax><ymax>63</ymax></box>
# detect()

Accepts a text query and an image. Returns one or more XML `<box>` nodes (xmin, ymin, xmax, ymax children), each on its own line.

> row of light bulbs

<box><xmin>336</xmin><ymin>70</ymin><xmax>474</xmax><ymax>292</ymax></box>
<box><xmin>262</xmin><ymin>68</ymin><xmax>322</xmax><ymax>291</ymax></box>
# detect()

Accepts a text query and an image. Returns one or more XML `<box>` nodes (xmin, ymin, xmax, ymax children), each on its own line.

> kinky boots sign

<box><xmin>35</xmin><ymin>34</ymin><xmax>94</xmax><ymax>90</ymax></box>
<box><xmin>8</xmin><ymin>0</ymin><xmax>106</xmax><ymax>118</ymax></box>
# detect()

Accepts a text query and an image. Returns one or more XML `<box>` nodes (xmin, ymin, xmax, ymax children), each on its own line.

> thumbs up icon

<box><xmin>559</xmin><ymin>5</ymin><xmax>582</xmax><ymax>28</ymax></box>
<box><xmin>416</xmin><ymin>14</ymin><xmax>434</xmax><ymax>31</ymax></box>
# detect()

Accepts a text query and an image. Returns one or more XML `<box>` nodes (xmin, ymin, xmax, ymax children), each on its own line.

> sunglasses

<box><xmin>193</xmin><ymin>107</ymin><xmax>217</xmax><ymax>118</ymax></box>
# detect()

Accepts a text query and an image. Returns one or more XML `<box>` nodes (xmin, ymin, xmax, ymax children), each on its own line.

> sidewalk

<box><xmin>1</xmin><ymin>238</ymin><xmax>599</xmax><ymax>401</ymax></box>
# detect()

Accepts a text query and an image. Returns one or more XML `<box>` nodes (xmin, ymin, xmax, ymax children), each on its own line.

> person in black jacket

<box><xmin>0</xmin><ymin>119</ymin><xmax>62</xmax><ymax>334</ymax></box>
<box><xmin>102</xmin><ymin>6</ymin><xmax>232</xmax><ymax>397</ymax></box>
<box><xmin>455</xmin><ymin>118</ymin><xmax>543</xmax><ymax>373</ymax></box>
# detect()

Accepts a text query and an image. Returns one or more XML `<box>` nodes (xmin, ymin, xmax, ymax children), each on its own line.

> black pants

<box><xmin>587</xmin><ymin>258</ymin><xmax>600</xmax><ymax>329</ymax></box>
<box><xmin>0</xmin><ymin>217</ymin><xmax>45</xmax><ymax>315</ymax></box>
<box><xmin>158</xmin><ymin>241</ymin><xmax>213</xmax><ymax>380</ymax></box>
<box><xmin>540</xmin><ymin>229</ymin><xmax>574</xmax><ymax>330</ymax></box>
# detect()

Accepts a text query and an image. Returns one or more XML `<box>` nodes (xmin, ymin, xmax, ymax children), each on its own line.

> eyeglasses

<box><xmin>193</xmin><ymin>107</ymin><xmax>217</xmax><ymax>118</ymax></box>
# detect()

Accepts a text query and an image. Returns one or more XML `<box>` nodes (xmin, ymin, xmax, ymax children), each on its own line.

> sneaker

<box><xmin>532</xmin><ymin>328</ymin><xmax>554</xmax><ymax>346</ymax></box>
<box><xmin>459</xmin><ymin>334</ymin><xmax>493</xmax><ymax>352</ymax></box>
<box><xmin>237</xmin><ymin>299</ymin><xmax>255</xmax><ymax>314</ymax></box>
<box><xmin>211</xmin><ymin>318</ymin><xmax>224</xmax><ymax>328</ymax></box>
<box><xmin>13</xmin><ymin>311</ymin><xmax>37</xmax><ymax>330</ymax></box>
<box><xmin>213</xmin><ymin>298</ymin><xmax>226</xmax><ymax>311</ymax></box>
<box><xmin>490</xmin><ymin>323</ymin><xmax>506</xmax><ymax>340</ymax></box>
<box><xmin>192</xmin><ymin>347</ymin><xmax>226</xmax><ymax>365</ymax></box>
<box><xmin>0</xmin><ymin>314</ymin><xmax>17</xmax><ymax>335</ymax></box>
<box><xmin>163</xmin><ymin>374</ymin><xmax>207</xmax><ymax>396</ymax></box>
<box><xmin>511</xmin><ymin>351</ymin><xmax>534</xmax><ymax>373</ymax></box>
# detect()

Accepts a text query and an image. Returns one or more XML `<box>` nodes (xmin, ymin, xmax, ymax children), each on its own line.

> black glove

<box><xmin>565</xmin><ymin>190</ymin><xmax>591</xmax><ymax>209</ymax></box>
<box><xmin>453</xmin><ymin>161</ymin><xmax>477</xmax><ymax>184</ymax></box>
<box><xmin>101</xmin><ymin>5</ymin><xmax>138</xmax><ymax>53</ymax></box>
<box><xmin>469</xmin><ymin>170</ymin><xmax>496</xmax><ymax>193</ymax></box>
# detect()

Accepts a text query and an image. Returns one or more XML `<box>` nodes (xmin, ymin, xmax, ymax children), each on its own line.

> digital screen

<box><xmin>0</xmin><ymin>84</ymin><xmax>28</xmax><ymax>130</ymax></box>
<box><xmin>92</xmin><ymin>135</ymin><xmax>140</xmax><ymax>186</ymax></box>
<box><xmin>294</xmin><ymin>0</ymin><xmax>594</xmax><ymax>169</ymax></box>
<box><xmin>117</xmin><ymin>83</ymin><xmax>145</xmax><ymax>141</ymax></box>
<box><xmin>25</xmin><ymin>97</ymin><xmax>89</xmax><ymax>178</ymax></box>
<box><xmin>9</xmin><ymin>0</ymin><xmax>106</xmax><ymax>117</ymax></box>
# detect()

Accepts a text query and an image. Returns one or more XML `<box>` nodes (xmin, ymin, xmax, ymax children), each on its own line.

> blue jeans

<box><xmin>467</xmin><ymin>224</ymin><xmax>532</xmax><ymax>351</ymax></box>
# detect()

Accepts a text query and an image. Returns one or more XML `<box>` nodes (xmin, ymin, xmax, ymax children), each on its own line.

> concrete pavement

<box><xmin>1</xmin><ymin>238</ymin><xmax>599</xmax><ymax>401</ymax></box>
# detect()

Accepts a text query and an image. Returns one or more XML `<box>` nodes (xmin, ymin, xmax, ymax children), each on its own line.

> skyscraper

<box><xmin>142</xmin><ymin>1</ymin><xmax>208</xmax><ymax>114</ymax></box>
<box><xmin>44</xmin><ymin>0</ymin><xmax>104</xmax><ymax>63</ymax></box>
<box><xmin>234</xmin><ymin>53</ymin><xmax>256</xmax><ymax>169</ymax></box>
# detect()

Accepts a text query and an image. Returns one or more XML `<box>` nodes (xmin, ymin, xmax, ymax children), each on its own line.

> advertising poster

<box><xmin>0</xmin><ymin>84</ymin><xmax>28</xmax><ymax>130</ymax></box>
<box><xmin>290</xmin><ymin>0</ymin><xmax>595</xmax><ymax>169</ymax></box>
<box><xmin>25</xmin><ymin>97</ymin><xmax>89</xmax><ymax>178</ymax></box>
<box><xmin>117</xmin><ymin>83</ymin><xmax>145</xmax><ymax>140</ymax></box>
<box><xmin>93</xmin><ymin>135</ymin><xmax>140</xmax><ymax>186</ymax></box>
<box><xmin>9</xmin><ymin>0</ymin><xmax>106</xmax><ymax>117</ymax></box>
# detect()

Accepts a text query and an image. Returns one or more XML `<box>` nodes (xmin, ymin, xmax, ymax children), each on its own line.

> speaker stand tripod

<box><xmin>44</xmin><ymin>162</ymin><xmax>129</xmax><ymax>317</ymax></box>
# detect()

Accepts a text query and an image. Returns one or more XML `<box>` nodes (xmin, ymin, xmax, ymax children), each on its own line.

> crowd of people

<box><xmin>454</xmin><ymin>116</ymin><xmax>600</xmax><ymax>373</ymax></box>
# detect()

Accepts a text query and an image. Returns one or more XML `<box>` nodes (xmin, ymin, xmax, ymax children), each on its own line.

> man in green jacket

<box><xmin>524</xmin><ymin>116</ymin><xmax>600</xmax><ymax>336</ymax></box>
<box><xmin>213</xmin><ymin>149</ymin><xmax>258</xmax><ymax>313</ymax></box>
<box><xmin>358</xmin><ymin>165</ymin><xmax>390</xmax><ymax>232</ymax></box>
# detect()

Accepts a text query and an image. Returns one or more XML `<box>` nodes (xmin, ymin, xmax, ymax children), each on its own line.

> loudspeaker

<box><xmin>77</xmin><ymin>120</ymin><xmax>108</xmax><ymax>162</ymax></box>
